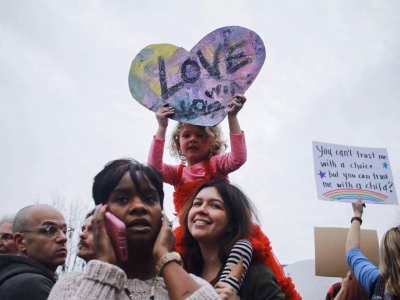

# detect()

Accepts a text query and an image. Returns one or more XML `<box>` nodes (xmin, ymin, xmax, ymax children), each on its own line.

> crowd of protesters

<box><xmin>1</xmin><ymin>161</ymin><xmax>399</xmax><ymax>299</ymax></box>
<box><xmin>1</xmin><ymin>95</ymin><xmax>399</xmax><ymax>299</ymax></box>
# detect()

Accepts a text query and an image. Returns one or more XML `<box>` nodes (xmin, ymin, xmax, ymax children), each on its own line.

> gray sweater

<box><xmin>48</xmin><ymin>260</ymin><xmax>219</xmax><ymax>300</ymax></box>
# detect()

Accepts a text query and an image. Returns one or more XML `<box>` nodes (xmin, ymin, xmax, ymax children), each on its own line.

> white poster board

<box><xmin>312</xmin><ymin>141</ymin><xmax>397</xmax><ymax>204</ymax></box>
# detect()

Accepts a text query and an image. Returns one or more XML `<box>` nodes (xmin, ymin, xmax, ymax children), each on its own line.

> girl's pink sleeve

<box><xmin>211</xmin><ymin>131</ymin><xmax>247</xmax><ymax>174</ymax></box>
<box><xmin>147</xmin><ymin>136</ymin><xmax>179</xmax><ymax>186</ymax></box>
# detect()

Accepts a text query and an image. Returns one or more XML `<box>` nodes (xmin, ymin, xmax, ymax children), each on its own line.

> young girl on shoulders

<box><xmin>147</xmin><ymin>95</ymin><xmax>301</xmax><ymax>299</ymax></box>
<box><xmin>148</xmin><ymin>94</ymin><xmax>247</xmax><ymax>212</ymax></box>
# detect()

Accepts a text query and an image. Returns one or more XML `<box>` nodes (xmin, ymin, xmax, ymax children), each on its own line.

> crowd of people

<box><xmin>0</xmin><ymin>94</ymin><xmax>399</xmax><ymax>299</ymax></box>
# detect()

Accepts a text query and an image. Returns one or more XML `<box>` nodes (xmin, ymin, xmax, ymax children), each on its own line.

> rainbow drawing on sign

<box><xmin>323</xmin><ymin>189</ymin><xmax>388</xmax><ymax>203</ymax></box>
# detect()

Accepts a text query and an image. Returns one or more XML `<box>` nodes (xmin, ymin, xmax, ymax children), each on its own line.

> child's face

<box><xmin>178</xmin><ymin>124</ymin><xmax>212</xmax><ymax>166</ymax></box>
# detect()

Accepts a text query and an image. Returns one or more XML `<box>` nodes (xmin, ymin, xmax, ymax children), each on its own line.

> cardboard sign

<box><xmin>314</xmin><ymin>227</ymin><xmax>379</xmax><ymax>278</ymax></box>
<box><xmin>312</xmin><ymin>141</ymin><xmax>398</xmax><ymax>204</ymax></box>
<box><xmin>128</xmin><ymin>26</ymin><xmax>266</xmax><ymax>126</ymax></box>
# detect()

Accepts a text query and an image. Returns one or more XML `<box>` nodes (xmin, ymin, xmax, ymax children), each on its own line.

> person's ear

<box><xmin>176</xmin><ymin>141</ymin><xmax>183</xmax><ymax>156</ymax></box>
<box><xmin>208</xmin><ymin>140</ymin><xmax>217</xmax><ymax>153</ymax></box>
<box><xmin>13</xmin><ymin>233</ymin><xmax>27</xmax><ymax>252</ymax></box>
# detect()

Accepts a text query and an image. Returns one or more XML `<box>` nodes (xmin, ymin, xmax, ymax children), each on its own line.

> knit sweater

<box><xmin>48</xmin><ymin>260</ymin><xmax>219</xmax><ymax>300</ymax></box>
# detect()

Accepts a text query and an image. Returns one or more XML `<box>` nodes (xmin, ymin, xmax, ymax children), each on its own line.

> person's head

<box><xmin>12</xmin><ymin>204</ymin><xmax>72</xmax><ymax>272</ymax></box>
<box><xmin>92</xmin><ymin>159</ymin><xmax>164</xmax><ymax>250</ymax></box>
<box><xmin>77</xmin><ymin>210</ymin><xmax>96</xmax><ymax>263</ymax></box>
<box><xmin>342</xmin><ymin>276</ymin><xmax>369</xmax><ymax>299</ymax></box>
<box><xmin>379</xmin><ymin>225</ymin><xmax>400</xmax><ymax>297</ymax></box>
<box><xmin>325</xmin><ymin>275</ymin><xmax>369</xmax><ymax>300</ymax></box>
<box><xmin>178</xmin><ymin>179</ymin><xmax>258</xmax><ymax>274</ymax></box>
<box><xmin>0</xmin><ymin>216</ymin><xmax>18</xmax><ymax>255</ymax></box>
<box><xmin>170</xmin><ymin>122</ymin><xmax>227</xmax><ymax>165</ymax></box>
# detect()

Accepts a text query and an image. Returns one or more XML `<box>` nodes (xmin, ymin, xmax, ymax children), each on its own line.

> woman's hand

<box><xmin>156</xmin><ymin>104</ymin><xmax>174</xmax><ymax>129</ymax></box>
<box><xmin>228</xmin><ymin>94</ymin><xmax>246</xmax><ymax>117</ymax></box>
<box><xmin>214</xmin><ymin>281</ymin><xmax>240</xmax><ymax>300</ymax></box>
<box><xmin>153</xmin><ymin>213</ymin><xmax>175</xmax><ymax>262</ymax></box>
<box><xmin>352</xmin><ymin>195</ymin><xmax>363</xmax><ymax>218</ymax></box>
<box><xmin>93</xmin><ymin>204</ymin><xmax>116</xmax><ymax>264</ymax></box>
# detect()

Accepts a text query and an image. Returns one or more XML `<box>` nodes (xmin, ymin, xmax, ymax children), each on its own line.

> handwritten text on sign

<box><xmin>128</xmin><ymin>26</ymin><xmax>265</xmax><ymax>126</ymax></box>
<box><xmin>312</xmin><ymin>141</ymin><xmax>397</xmax><ymax>204</ymax></box>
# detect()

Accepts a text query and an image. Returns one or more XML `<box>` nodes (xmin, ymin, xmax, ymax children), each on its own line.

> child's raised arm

<box><xmin>227</xmin><ymin>94</ymin><xmax>246</xmax><ymax>134</ymax></box>
<box><xmin>148</xmin><ymin>104</ymin><xmax>178</xmax><ymax>187</ymax></box>
<box><xmin>155</xmin><ymin>104</ymin><xmax>175</xmax><ymax>139</ymax></box>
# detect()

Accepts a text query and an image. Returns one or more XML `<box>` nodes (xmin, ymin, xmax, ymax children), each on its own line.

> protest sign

<box><xmin>128</xmin><ymin>26</ymin><xmax>265</xmax><ymax>126</ymax></box>
<box><xmin>314</xmin><ymin>227</ymin><xmax>379</xmax><ymax>278</ymax></box>
<box><xmin>312</xmin><ymin>141</ymin><xmax>397</xmax><ymax>204</ymax></box>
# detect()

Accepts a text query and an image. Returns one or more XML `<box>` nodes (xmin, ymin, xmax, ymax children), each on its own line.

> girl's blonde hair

<box><xmin>169</xmin><ymin>122</ymin><xmax>227</xmax><ymax>163</ymax></box>
<box><xmin>379</xmin><ymin>226</ymin><xmax>400</xmax><ymax>297</ymax></box>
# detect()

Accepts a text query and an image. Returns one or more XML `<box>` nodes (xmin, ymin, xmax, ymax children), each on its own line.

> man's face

<box><xmin>21</xmin><ymin>205</ymin><xmax>68</xmax><ymax>272</ymax></box>
<box><xmin>0</xmin><ymin>221</ymin><xmax>17</xmax><ymax>254</ymax></box>
<box><xmin>77</xmin><ymin>215</ymin><xmax>96</xmax><ymax>262</ymax></box>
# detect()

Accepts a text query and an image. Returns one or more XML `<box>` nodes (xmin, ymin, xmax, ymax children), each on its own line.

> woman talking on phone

<box><xmin>49</xmin><ymin>159</ymin><xmax>219</xmax><ymax>300</ymax></box>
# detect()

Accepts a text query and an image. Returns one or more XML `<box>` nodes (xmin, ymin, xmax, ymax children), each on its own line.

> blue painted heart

<box><xmin>128</xmin><ymin>26</ymin><xmax>266</xmax><ymax>126</ymax></box>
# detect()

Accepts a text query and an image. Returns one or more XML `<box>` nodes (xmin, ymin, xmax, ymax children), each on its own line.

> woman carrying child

<box><xmin>179</xmin><ymin>179</ymin><xmax>285</xmax><ymax>300</ymax></box>
<box><xmin>147</xmin><ymin>95</ymin><xmax>301</xmax><ymax>299</ymax></box>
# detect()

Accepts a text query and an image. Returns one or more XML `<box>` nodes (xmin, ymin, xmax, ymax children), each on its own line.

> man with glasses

<box><xmin>0</xmin><ymin>204</ymin><xmax>73</xmax><ymax>300</ymax></box>
<box><xmin>0</xmin><ymin>216</ymin><xmax>17</xmax><ymax>255</ymax></box>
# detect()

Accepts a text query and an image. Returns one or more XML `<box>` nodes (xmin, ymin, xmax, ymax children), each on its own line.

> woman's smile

<box><xmin>188</xmin><ymin>186</ymin><xmax>228</xmax><ymax>243</ymax></box>
<box><xmin>192</xmin><ymin>218</ymin><xmax>211</xmax><ymax>225</ymax></box>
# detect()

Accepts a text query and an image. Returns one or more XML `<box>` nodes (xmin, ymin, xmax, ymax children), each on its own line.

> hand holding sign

<box><xmin>128</xmin><ymin>26</ymin><xmax>265</xmax><ymax>126</ymax></box>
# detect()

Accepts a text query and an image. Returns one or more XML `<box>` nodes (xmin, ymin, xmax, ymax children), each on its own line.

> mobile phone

<box><xmin>104</xmin><ymin>211</ymin><xmax>128</xmax><ymax>262</ymax></box>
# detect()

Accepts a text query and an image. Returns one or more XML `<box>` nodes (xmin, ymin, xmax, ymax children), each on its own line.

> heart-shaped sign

<box><xmin>128</xmin><ymin>26</ymin><xmax>265</xmax><ymax>126</ymax></box>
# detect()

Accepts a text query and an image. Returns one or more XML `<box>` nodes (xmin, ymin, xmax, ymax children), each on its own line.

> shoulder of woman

<box><xmin>246</xmin><ymin>263</ymin><xmax>276</xmax><ymax>280</ymax></box>
<box><xmin>56</xmin><ymin>270</ymin><xmax>85</xmax><ymax>284</ymax></box>
<box><xmin>48</xmin><ymin>271</ymin><xmax>85</xmax><ymax>299</ymax></box>
<box><xmin>240</xmin><ymin>263</ymin><xmax>285</xmax><ymax>300</ymax></box>
<box><xmin>84</xmin><ymin>260</ymin><xmax>127</xmax><ymax>290</ymax></box>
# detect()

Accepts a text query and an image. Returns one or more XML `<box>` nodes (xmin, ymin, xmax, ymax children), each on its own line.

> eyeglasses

<box><xmin>21</xmin><ymin>225</ymin><xmax>74</xmax><ymax>239</ymax></box>
<box><xmin>0</xmin><ymin>233</ymin><xmax>13</xmax><ymax>242</ymax></box>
